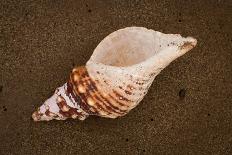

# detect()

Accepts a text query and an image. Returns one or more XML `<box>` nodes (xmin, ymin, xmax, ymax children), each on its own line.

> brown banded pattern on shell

<box><xmin>56</xmin><ymin>96</ymin><xmax>85</xmax><ymax>119</ymax></box>
<box><xmin>85</xmin><ymin>63</ymin><xmax>158</xmax><ymax>112</ymax></box>
<box><xmin>32</xmin><ymin>91</ymin><xmax>88</xmax><ymax>121</ymax></box>
<box><xmin>70</xmin><ymin>66</ymin><xmax>130</xmax><ymax>118</ymax></box>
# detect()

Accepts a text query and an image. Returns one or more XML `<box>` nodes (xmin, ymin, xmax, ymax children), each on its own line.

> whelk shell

<box><xmin>32</xmin><ymin>27</ymin><xmax>197</xmax><ymax>122</ymax></box>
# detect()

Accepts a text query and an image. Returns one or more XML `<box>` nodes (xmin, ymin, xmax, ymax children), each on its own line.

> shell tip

<box><xmin>32</xmin><ymin>111</ymin><xmax>40</xmax><ymax>122</ymax></box>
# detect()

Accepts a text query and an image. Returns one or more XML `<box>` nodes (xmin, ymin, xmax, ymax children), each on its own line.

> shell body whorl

<box><xmin>32</xmin><ymin>27</ymin><xmax>197</xmax><ymax>121</ymax></box>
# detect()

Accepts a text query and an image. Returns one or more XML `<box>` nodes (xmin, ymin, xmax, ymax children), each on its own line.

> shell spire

<box><xmin>32</xmin><ymin>27</ymin><xmax>197</xmax><ymax>121</ymax></box>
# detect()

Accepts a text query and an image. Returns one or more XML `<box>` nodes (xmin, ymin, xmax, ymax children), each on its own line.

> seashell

<box><xmin>32</xmin><ymin>27</ymin><xmax>197</xmax><ymax>121</ymax></box>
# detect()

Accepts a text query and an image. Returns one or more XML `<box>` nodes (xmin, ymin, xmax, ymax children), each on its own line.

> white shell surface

<box><xmin>86</xmin><ymin>27</ymin><xmax>197</xmax><ymax>111</ymax></box>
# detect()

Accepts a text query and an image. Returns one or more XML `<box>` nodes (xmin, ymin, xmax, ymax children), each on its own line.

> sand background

<box><xmin>0</xmin><ymin>0</ymin><xmax>231</xmax><ymax>154</ymax></box>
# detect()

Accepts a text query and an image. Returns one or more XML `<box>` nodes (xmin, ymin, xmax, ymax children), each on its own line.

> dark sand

<box><xmin>0</xmin><ymin>0</ymin><xmax>232</xmax><ymax>154</ymax></box>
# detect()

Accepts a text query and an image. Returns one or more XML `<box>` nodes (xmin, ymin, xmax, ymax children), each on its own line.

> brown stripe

<box><xmin>66</xmin><ymin>81</ymin><xmax>81</xmax><ymax>106</ymax></box>
<box><xmin>59</xmin><ymin>110</ymin><xmax>71</xmax><ymax>118</ymax></box>
<box><xmin>56</xmin><ymin>95</ymin><xmax>86</xmax><ymax>119</ymax></box>
<box><xmin>70</xmin><ymin>73</ymin><xmax>97</xmax><ymax>114</ymax></box>
<box><xmin>68</xmin><ymin>107</ymin><xmax>84</xmax><ymax>117</ymax></box>
<box><xmin>45</xmin><ymin>110</ymin><xmax>50</xmax><ymax>116</ymax></box>
<box><xmin>57</xmin><ymin>99</ymin><xmax>66</xmax><ymax>109</ymax></box>
<box><xmin>71</xmin><ymin>66</ymin><xmax>128</xmax><ymax>116</ymax></box>
<box><xmin>113</xmin><ymin>90</ymin><xmax>131</xmax><ymax>102</ymax></box>
<box><xmin>56</xmin><ymin>99</ymin><xmax>71</xmax><ymax>117</ymax></box>
<box><xmin>78</xmin><ymin>78</ymin><xmax>102</xmax><ymax>111</ymax></box>
<box><xmin>76</xmin><ymin>73</ymin><xmax>111</xmax><ymax>115</ymax></box>
<box><xmin>98</xmin><ymin>93</ymin><xmax>127</xmax><ymax>112</ymax></box>
<box><xmin>74</xmin><ymin>87</ymin><xmax>96</xmax><ymax>114</ymax></box>
<box><xmin>94</xmin><ymin>95</ymin><xmax>118</xmax><ymax>113</ymax></box>
<box><xmin>71</xmin><ymin>70</ymin><xmax>98</xmax><ymax>114</ymax></box>
<box><xmin>94</xmin><ymin>94</ymin><xmax>126</xmax><ymax>115</ymax></box>
<box><xmin>83</xmin><ymin>85</ymin><xmax>110</xmax><ymax>115</ymax></box>
<box><xmin>85</xmin><ymin>77</ymin><xmax>127</xmax><ymax>114</ymax></box>
<box><xmin>81</xmin><ymin>69</ymin><xmax>89</xmax><ymax>78</ymax></box>
<box><xmin>86</xmin><ymin>76</ymin><xmax>130</xmax><ymax>108</ymax></box>
<box><xmin>83</xmin><ymin>76</ymin><xmax>122</xmax><ymax>114</ymax></box>
<box><xmin>108</xmin><ymin>94</ymin><xmax>128</xmax><ymax>107</ymax></box>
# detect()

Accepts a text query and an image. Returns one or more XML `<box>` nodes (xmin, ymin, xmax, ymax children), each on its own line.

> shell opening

<box><xmin>89</xmin><ymin>27</ymin><xmax>196</xmax><ymax>67</ymax></box>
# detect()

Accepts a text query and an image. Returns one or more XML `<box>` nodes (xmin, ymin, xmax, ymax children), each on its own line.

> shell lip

<box><xmin>87</xmin><ymin>26</ymin><xmax>197</xmax><ymax>69</ymax></box>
